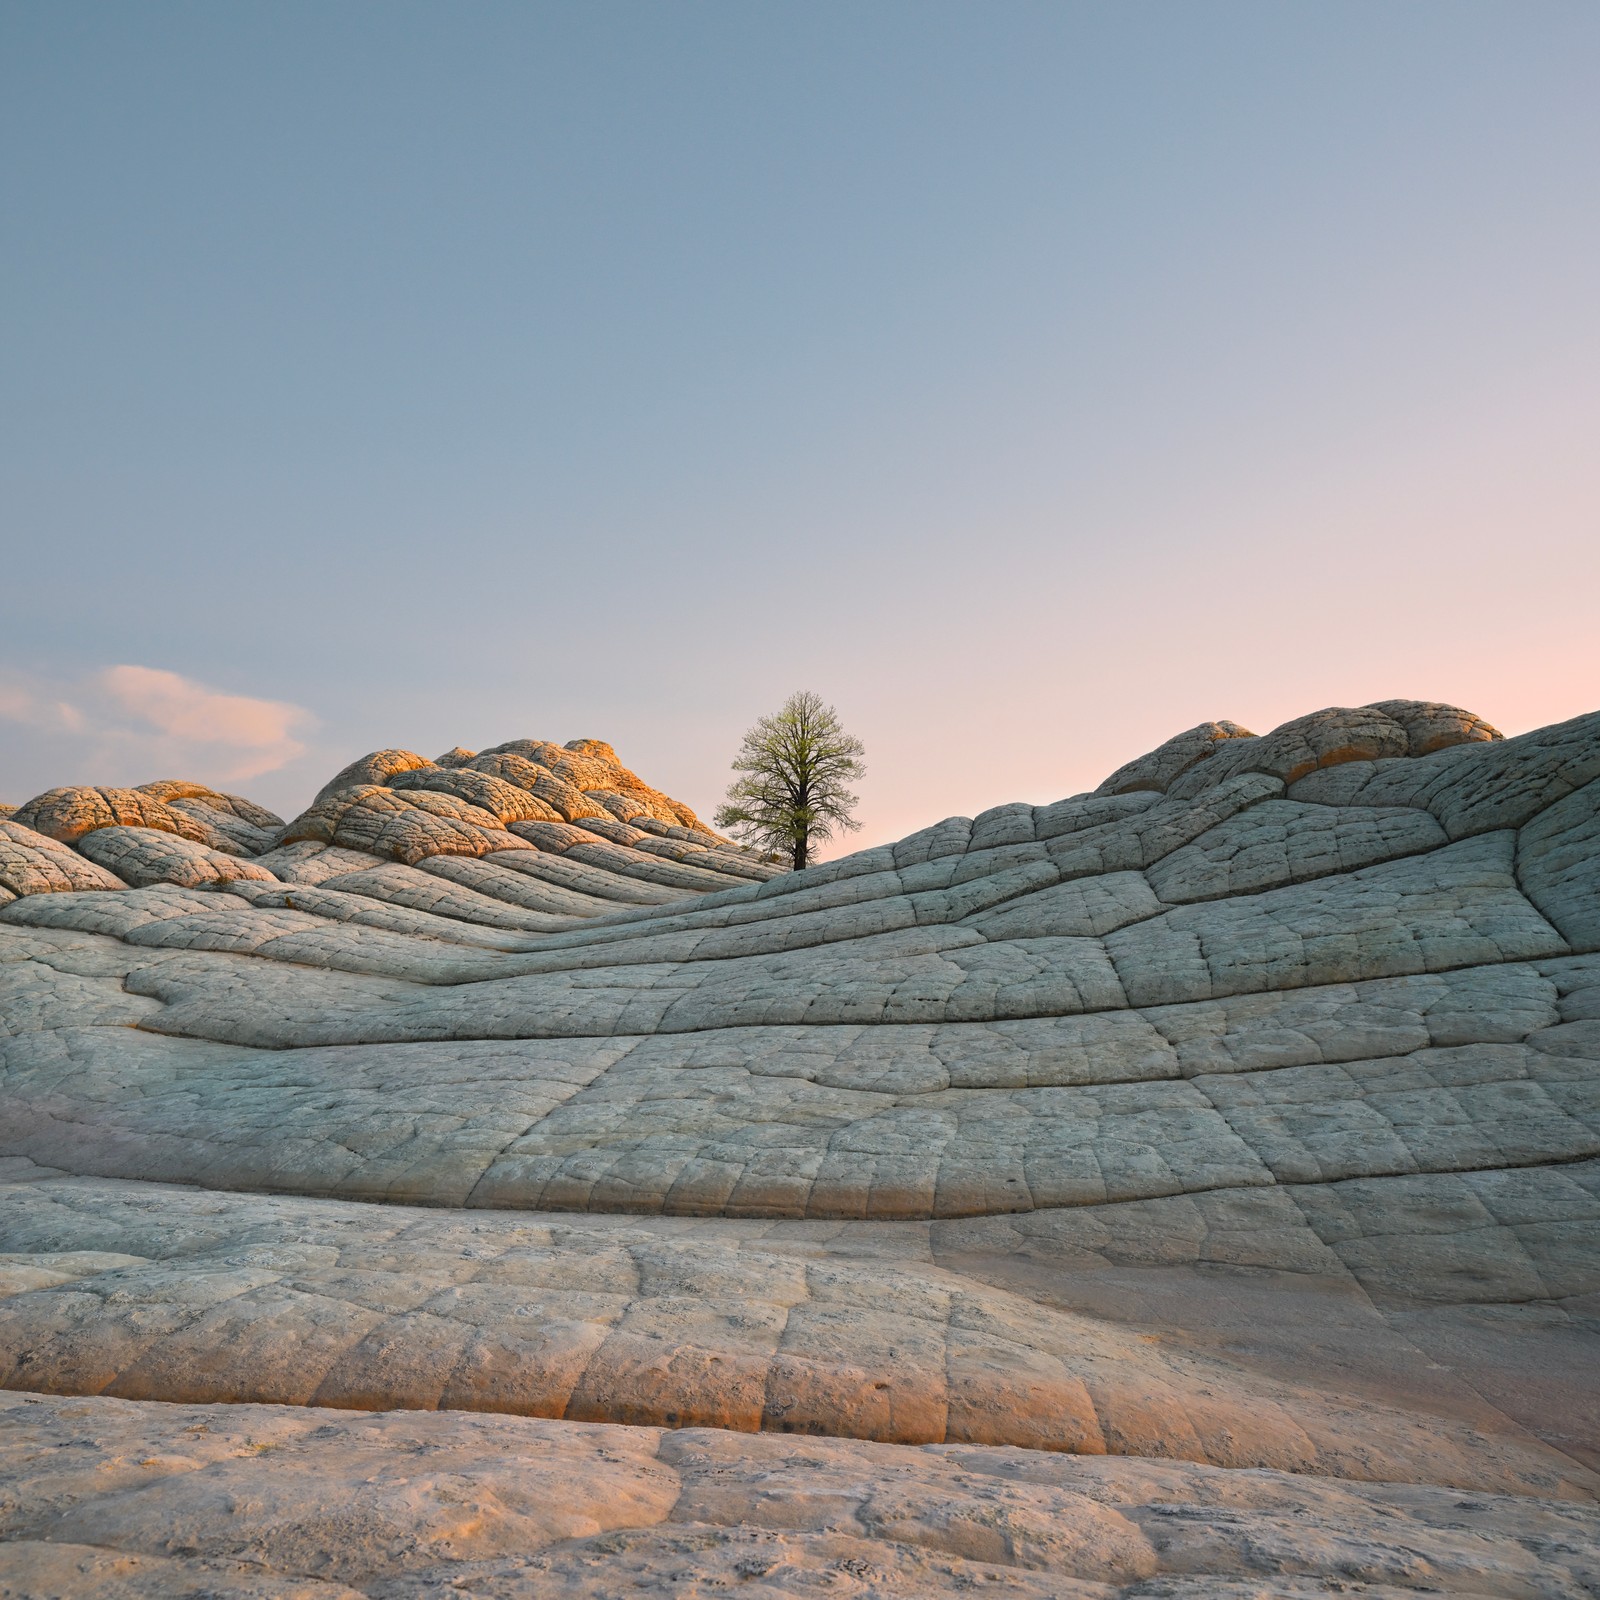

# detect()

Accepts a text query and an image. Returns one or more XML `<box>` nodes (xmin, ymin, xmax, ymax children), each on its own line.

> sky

<box><xmin>3</xmin><ymin>1</ymin><xmax>1597</xmax><ymax>852</ymax></box>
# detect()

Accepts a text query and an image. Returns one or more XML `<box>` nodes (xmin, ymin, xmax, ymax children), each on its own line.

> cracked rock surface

<box><xmin>0</xmin><ymin>704</ymin><xmax>1597</xmax><ymax>1596</ymax></box>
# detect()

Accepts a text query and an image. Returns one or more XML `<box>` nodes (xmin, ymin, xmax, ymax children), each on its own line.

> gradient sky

<box><xmin>3</xmin><ymin>1</ymin><xmax>1597</xmax><ymax>852</ymax></box>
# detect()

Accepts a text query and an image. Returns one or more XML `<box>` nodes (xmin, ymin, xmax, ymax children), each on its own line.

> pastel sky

<box><xmin>3</xmin><ymin>1</ymin><xmax>1597</xmax><ymax>852</ymax></box>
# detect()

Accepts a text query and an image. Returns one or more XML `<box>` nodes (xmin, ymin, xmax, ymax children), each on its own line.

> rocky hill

<box><xmin>1</xmin><ymin>703</ymin><xmax>1596</xmax><ymax>1597</ymax></box>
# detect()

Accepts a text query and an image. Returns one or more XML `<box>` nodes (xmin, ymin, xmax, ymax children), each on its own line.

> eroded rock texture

<box><xmin>1</xmin><ymin>703</ymin><xmax>1597</xmax><ymax>1597</ymax></box>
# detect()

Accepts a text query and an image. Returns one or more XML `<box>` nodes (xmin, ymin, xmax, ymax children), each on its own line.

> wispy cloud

<box><xmin>98</xmin><ymin>665</ymin><xmax>310</xmax><ymax>779</ymax></box>
<box><xmin>0</xmin><ymin>665</ymin><xmax>316</xmax><ymax>790</ymax></box>
<box><xmin>0</xmin><ymin>682</ymin><xmax>88</xmax><ymax>735</ymax></box>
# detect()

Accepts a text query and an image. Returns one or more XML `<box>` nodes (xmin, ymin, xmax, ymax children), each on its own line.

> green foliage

<box><xmin>714</xmin><ymin>691</ymin><xmax>865</xmax><ymax>871</ymax></box>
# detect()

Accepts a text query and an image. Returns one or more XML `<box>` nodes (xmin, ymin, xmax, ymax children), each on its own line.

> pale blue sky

<box><xmin>3</xmin><ymin>2</ymin><xmax>1597</xmax><ymax>845</ymax></box>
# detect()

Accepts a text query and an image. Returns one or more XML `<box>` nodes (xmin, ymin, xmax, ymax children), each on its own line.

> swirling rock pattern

<box><xmin>1</xmin><ymin>704</ymin><xmax>1597</xmax><ymax>1597</ymax></box>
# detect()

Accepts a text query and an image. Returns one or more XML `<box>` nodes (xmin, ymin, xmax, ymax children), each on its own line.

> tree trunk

<box><xmin>792</xmin><ymin>836</ymin><xmax>807</xmax><ymax>871</ymax></box>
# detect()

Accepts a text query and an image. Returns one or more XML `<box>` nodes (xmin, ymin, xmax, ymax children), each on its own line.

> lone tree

<box><xmin>715</xmin><ymin>691</ymin><xmax>865</xmax><ymax>871</ymax></box>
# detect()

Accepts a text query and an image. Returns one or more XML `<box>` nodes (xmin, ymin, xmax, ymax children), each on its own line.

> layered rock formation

<box><xmin>1</xmin><ymin>703</ymin><xmax>1597</xmax><ymax>1596</ymax></box>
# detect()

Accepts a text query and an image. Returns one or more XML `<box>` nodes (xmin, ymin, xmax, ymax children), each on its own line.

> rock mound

<box><xmin>1094</xmin><ymin>700</ymin><xmax>1501</xmax><ymax>798</ymax></box>
<box><xmin>0</xmin><ymin>738</ymin><xmax>781</xmax><ymax>907</ymax></box>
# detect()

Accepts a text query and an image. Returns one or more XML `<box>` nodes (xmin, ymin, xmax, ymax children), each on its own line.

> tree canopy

<box><xmin>714</xmin><ymin>691</ymin><xmax>865</xmax><ymax>871</ymax></box>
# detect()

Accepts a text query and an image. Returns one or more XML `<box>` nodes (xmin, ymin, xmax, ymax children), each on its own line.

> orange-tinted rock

<box><xmin>275</xmin><ymin>784</ymin><xmax>525</xmax><ymax>866</ymax></box>
<box><xmin>135</xmin><ymin>780</ymin><xmax>284</xmax><ymax>831</ymax></box>
<box><xmin>1364</xmin><ymin>697</ymin><xmax>1504</xmax><ymax>755</ymax></box>
<box><xmin>1095</xmin><ymin>721</ymin><xmax>1256</xmax><ymax>796</ymax></box>
<box><xmin>463</xmin><ymin>751</ymin><xmax>609</xmax><ymax>822</ymax></box>
<box><xmin>0</xmin><ymin>819</ymin><xmax>128</xmax><ymax>896</ymax></box>
<box><xmin>311</xmin><ymin>749</ymin><xmax>434</xmax><ymax>806</ymax></box>
<box><xmin>10</xmin><ymin>786</ymin><xmax>221</xmax><ymax>847</ymax></box>
<box><xmin>388</xmin><ymin>766</ymin><xmax>565</xmax><ymax>825</ymax></box>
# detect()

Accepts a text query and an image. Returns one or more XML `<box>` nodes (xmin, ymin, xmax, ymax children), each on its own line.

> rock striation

<box><xmin>1</xmin><ymin>703</ymin><xmax>1597</xmax><ymax>1596</ymax></box>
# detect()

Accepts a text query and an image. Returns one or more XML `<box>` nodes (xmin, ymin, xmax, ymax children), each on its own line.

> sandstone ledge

<box><xmin>2</xmin><ymin>1389</ymin><xmax>1598</xmax><ymax>1598</ymax></box>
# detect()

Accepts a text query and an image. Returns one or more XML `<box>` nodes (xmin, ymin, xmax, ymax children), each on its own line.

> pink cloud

<box><xmin>0</xmin><ymin>682</ymin><xmax>86</xmax><ymax>733</ymax></box>
<box><xmin>100</xmin><ymin>665</ymin><xmax>309</xmax><ymax>766</ymax></box>
<box><xmin>0</xmin><ymin>665</ymin><xmax>315</xmax><ymax>788</ymax></box>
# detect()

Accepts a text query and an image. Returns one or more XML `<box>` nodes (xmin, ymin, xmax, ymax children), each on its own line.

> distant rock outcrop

<box><xmin>1</xmin><ymin>738</ymin><xmax>778</xmax><ymax>897</ymax></box>
<box><xmin>0</xmin><ymin>703</ymin><xmax>1596</xmax><ymax>1596</ymax></box>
